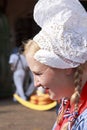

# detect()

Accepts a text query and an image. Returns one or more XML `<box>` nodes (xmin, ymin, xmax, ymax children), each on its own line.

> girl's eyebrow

<box><xmin>32</xmin><ymin>67</ymin><xmax>49</xmax><ymax>75</ymax></box>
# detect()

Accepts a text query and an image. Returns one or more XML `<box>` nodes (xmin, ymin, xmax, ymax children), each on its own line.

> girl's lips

<box><xmin>43</xmin><ymin>87</ymin><xmax>50</xmax><ymax>94</ymax></box>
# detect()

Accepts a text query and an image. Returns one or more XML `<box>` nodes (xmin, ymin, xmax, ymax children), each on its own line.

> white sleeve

<box><xmin>8</xmin><ymin>54</ymin><xmax>17</xmax><ymax>64</ymax></box>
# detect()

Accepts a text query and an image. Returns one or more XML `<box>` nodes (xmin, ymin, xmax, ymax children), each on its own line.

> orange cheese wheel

<box><xmin>30</xmin><ymin>95</ymin><xmax>39</xmax><ymax>100</ymax></box>
<box><xmin>38</xmin><ymin>100</ymin><xmax>53</xmax><ymax>105</ymax></box>
<box><xmin>30</xmin><ymin>94</ymin><xmax>53</xmax><ymax>105</ymax></box>
<box><xmin>30</xmin><ymin>95</ymin><xmax>38</xmax><ymax>104</ymax></box>
<box><xmin>30</xmin><ymin>100</ymin><xmax>38</xmax><ymax>104</ymax></box>
<box><xmin>38</xmin><ymin>94</ymin><xmax>53</xmax><ymax>102</ymax></box>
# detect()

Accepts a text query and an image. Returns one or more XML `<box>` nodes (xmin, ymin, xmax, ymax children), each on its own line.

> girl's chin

<box><xmin>49</xmin><ymin>95</ymin><xmax>56</xmax><ymax>100</ymax></box>
<box><xmin>48</xmin><ymin>89</ymin><xmax>58</xmax><ymax>100</ymax></box>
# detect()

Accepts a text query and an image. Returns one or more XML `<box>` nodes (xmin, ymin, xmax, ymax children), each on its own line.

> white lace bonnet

<box><xmin>33</xmin><ymin>0</ymin><xmax>87</xmax><ymax>69</ymax></box>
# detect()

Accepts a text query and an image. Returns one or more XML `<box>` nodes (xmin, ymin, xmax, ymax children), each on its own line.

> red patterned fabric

<box><xmin>55</xmin><ymin>82</ymin><xmax>87</xmax><ymax>130</ymax></box>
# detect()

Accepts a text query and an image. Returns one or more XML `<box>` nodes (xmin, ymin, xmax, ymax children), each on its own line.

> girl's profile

<box><xmin>24</xmin><ymin>0</ymin><xmax>87</xmax><ymax>129</ymax></box>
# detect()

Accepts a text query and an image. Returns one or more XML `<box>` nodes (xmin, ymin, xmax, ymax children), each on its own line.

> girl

<box><xmin>24</xmin><ymin>0</ymin><xmax>87</xmax><ymax>129</ymax></box>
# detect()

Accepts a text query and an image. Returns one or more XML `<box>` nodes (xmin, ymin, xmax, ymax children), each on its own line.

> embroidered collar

<box><xmin>55</xmin><ymin>82</ymin><xmax>87</xmax><ymax>130</ymax></box>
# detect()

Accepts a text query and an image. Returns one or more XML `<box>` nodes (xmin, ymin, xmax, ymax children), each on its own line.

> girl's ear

<box><xmin>65</xmin><ymin>68</ymin><xmax>74</xmax><ymax>75</ymax></box>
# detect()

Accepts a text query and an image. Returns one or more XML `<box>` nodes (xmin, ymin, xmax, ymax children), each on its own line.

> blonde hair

<box><xmin>57</xmin><ymin>62</ymin><xmax>87</xmax><ymax>129</ymax></box>
<box><xmin>24</xmin><ymin>40</ymin><xmax>40</xmax><ymax>57</ymax></box>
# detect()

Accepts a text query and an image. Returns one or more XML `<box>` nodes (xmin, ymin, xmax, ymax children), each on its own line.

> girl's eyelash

<box><xmin>34</xmin><ymin>72</ymin><xmax>42</xmax><ymax>75</ymax></box>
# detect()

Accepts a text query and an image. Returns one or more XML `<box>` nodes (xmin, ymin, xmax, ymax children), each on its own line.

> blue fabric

<box><xmin>72</xmin><ymin>109</ymin><xmax>87</xmax><ymax>130</ymax></box>
<box><xmin>52</xmin><ymin>109</ymin><xmax>87</xmax><ymax>130</ymax></box>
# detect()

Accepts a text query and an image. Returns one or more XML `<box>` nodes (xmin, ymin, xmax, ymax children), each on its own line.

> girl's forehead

<box><xmin>27</xmin><ymin>55</ymin><xmax>48</xmax><ymax>71</ymax></box>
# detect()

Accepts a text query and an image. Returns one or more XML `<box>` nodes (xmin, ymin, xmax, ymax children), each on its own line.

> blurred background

<box><xmin>0</xmin><ymin>0</ymin><xmax>87</xmax><ymax>98</ymax></box>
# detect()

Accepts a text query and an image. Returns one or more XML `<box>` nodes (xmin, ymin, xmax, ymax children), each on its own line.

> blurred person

<box><xmin>9</xmin><ymin>46</ymin><xmax>29</xmax><ymax>100</ymax></box>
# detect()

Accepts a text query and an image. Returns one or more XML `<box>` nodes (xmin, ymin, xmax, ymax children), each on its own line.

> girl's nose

<box><xmin>34</xmin><ymin>76</ymin><xmax>41</xmax><ymax>87</ymax></box>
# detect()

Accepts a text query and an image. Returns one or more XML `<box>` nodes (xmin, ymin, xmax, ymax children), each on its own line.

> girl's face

<box><xmin>26</xmin><ymin>54</ymin><xmax>75</xmax><ymax>100</ymax></box>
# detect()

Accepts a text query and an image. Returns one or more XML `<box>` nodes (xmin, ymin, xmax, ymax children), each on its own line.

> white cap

<box><xmin>33</xmin><ymin>0</ymin><xmax>87</xmax><ymax>69</ymax></box>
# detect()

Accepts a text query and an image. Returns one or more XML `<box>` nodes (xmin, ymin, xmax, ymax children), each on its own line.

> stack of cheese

<box><xmin>30</xmin><ymin>94</ymin><xmax>53</xmax><ymax>105</ymax></box>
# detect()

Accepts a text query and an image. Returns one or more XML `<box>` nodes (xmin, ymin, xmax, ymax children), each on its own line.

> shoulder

<box><xmin>72</xmin><ymin>109</ymin><xmax>87</xmax><ymax>130</ymax></box>
<box><xmin>9</xmin><ymin>53</ymin><xmax>18</xmax><ymax>59</ymax></box>
<box><xmin>9</xmin><ymin>53</ymin><xmax>18</xmax><ymax>63</ymax></box>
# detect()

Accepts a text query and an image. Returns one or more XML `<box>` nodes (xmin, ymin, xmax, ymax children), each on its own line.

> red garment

<box><xmin>55</xmin><ymin>82</ymin><xmax>87</xmax><ymax>130</ymax></box>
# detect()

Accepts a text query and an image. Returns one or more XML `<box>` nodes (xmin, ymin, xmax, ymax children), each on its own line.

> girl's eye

<box><xmin>34</xmin><ymin>72</ymin><xmax>42</xmax><ymax>76</ymax></box>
